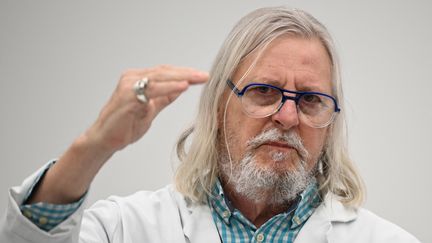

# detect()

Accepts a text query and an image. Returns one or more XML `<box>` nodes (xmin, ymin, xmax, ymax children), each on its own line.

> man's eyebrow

<box><xmin>298</xmin><ymin>85</ymin><xmax>329</xmax><ymax>94</ymax></box>
<box><xmin>248</xmin><ymin>77</ymin><xmax>282</xmax><ymax>86</ymax></box>
<box><xmin>246</xmin><ymin>75</ymin><xmax>330</xmax><ymax>93</ymax></box>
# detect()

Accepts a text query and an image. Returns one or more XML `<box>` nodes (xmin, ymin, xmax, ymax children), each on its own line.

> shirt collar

<box><xmin>209</xmin><ymin>178</ymin><xmax>321</xmax><ymax>227</ymax></box>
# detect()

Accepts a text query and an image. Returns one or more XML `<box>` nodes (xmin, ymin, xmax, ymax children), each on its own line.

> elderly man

<box><xmin>0</xmin><ymin>6</ymin><xmax>419</xmax><ymax>243</ymax></box>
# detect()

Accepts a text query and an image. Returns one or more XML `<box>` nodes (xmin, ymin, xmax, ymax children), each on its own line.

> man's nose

<box><xmin>271</xmin><ymin>100</ymin><xmax>300</xmax><ymax>130</ymax></box>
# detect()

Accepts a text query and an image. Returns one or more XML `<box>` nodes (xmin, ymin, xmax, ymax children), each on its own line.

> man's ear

<box><xmin>320</xmin><ymin>123</ymin><xmax>333</xmax><ymax>167</ymax></box>
<box><xmin>322</xmin><ymin>116</ymin><xmax>335</xmax><ymax>144</ymax></box>
<box><xmin>216</xmin><ymin>90</ymin><xmax>229</xmax><ymax>130</ymax></box>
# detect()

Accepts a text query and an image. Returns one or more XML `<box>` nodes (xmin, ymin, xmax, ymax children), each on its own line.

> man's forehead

<box><xmin>257</xmin><ymin>37</ymin><xmax>331</xmax><ymax>72</ymax></box>
<box><xmin>232</xmin><ymin>37</ymin><xmax>333</xmax><ymax>92</ymax></box>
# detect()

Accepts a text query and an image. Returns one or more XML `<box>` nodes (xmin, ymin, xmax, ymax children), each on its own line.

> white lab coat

<box><xmin>0</xmin><ymin>165</ymin><xmax>420</xmax><ymax>243</ymax></box>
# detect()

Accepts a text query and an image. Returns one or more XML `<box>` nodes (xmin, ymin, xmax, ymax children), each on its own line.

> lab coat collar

<box><xmin>295</xmin><ymin>193</ymin><xmax>358</xmax><ymax>243</ymax></box>
<box><xmin>177</xmin><ymin>196</ymin><xmax>221</xmax><ymax>242</ymax></box>
<box><xmin>320</xmin><ymin>193</ymin><xmax>358</xmax><ymax>223</ymax></box>
<box><xmin>180</xmin><ymin>191</ymin><xmax>358</xmax><ymax>243</ymax></box>
<box><xmin>184</xmin><ymin>202</ymin><xmax>221</xmax><ymax>242</ymax></box>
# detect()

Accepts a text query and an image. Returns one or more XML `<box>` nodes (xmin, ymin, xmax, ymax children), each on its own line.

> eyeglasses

<box><xmin>226</xmin><ymin>79</ymin><xmax>340</xmax><ymax>128</ymax></box>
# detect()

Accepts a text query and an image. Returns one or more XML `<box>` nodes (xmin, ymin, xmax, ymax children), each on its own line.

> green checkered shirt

<box><xmin>208</xmin><ymin>179</ymin><xmax>321</xmax><ymax>243</ymax></box>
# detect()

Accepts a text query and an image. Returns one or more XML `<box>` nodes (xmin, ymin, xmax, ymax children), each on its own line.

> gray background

<box><xmin>1</xmin><ymin>0</ymin><xmax>431</xmax><ymax>242</ymax></box>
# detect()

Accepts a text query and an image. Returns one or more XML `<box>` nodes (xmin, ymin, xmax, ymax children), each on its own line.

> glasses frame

<box><xmin>226</xmin><ymin>79</ymin><xmax>341</xmax><ymax>126</ymax></box>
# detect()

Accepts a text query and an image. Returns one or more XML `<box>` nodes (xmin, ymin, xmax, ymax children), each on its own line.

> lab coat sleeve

<box><xmin>0</xmin><ymin>163</ymin><xmax>119</xmax><ymax>243</ymax></box>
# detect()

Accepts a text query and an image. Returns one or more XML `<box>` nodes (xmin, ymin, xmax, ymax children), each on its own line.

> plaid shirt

<box><xmin>209</xmin><ymin>180</ymin><xmax>321</xmax><ymax>243</ymax></box>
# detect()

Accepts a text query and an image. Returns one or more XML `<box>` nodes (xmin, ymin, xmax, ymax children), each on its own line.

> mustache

<box><xmin>246</xmin><ymin>128</ymin><xmax>309</xmax><ymax>160</ymax></box>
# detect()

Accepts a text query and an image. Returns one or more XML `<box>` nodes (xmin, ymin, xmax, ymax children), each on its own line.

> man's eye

<box><xmin>303</xmin><ymin>94</ymin><xmax>321</xmax><ymax>103</ymax></box>
<box><xmin>256</xmin><ymin>86</ymin><xmax>271</xmax><ymax>93</ymax></box>
<box><xmin>248</xmin><ymin>86</ymin><xmax>277</xmax><ymax>96</ymax></box>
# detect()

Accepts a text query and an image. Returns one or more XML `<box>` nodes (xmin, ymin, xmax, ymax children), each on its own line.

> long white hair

<box><xmin>175</xmin><ymin>6</ymin><xmax>365</xmax><ymax>207</ymax></box>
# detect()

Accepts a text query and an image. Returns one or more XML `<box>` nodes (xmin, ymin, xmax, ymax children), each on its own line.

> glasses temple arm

<box><xmin>226</xmin><ymin>79</ymin><xmax>241</xmax><ymax>96</ymax></box>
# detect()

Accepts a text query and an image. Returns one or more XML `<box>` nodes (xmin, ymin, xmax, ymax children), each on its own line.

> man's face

<box><xmin>218</xmin><ymin>36</ymin><xmax>332</xmax><ymax>202</ymax></box>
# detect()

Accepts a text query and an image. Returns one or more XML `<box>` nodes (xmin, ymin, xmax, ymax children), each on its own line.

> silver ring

<box><xmin>133</xmin><ymin>77</ymin><xmax>149</xmax><ymax>103</ymax></box>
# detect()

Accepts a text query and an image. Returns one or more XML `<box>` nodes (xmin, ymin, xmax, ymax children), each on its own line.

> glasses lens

<box><xmin>298</xmin><ymin>93</ymin><xmax>335</xmax><ymax>127</ymax></box>
<box><xmin>242</xmin><ymin>85</ymin><xmax>281</xmax><ymax>117</ymax></box>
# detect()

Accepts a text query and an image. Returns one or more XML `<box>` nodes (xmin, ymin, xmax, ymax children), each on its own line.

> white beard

<box><xmin>219</xmin><ymin>128</ymin><xmax>315</xmax><ymax>205</ymax></box>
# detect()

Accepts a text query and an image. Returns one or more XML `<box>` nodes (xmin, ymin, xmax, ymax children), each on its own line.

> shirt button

<box><xmin>222</xmin><ymin>210</ymin><xmax>230</xmax><ymax>218</ymax></box>
<box><xmin>256</xmin><ymin>233</ymin><xmax>265</xmax><ymax>242</ymax></box>
<box><xmin>23</xmin><ymin>210</ymin><xmax>32</xmax><ymax>219</ymax></box>
<box><xmin>39</xmin><ymin>217</ymin><xmax>48</xmax><ymax>225</ymax></box>
<box><xmin>293</xmin><ymin>216</ymin><xmax>301</xmax><ymax>225</ymax></box>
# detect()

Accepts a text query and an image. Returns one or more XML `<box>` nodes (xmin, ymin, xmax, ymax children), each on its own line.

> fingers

<box><xmin>90</xmin><ymin>65</ymin><xmax>206</xmax><ymax>152</ymax></box>
<box><xmin>122</xmin><ymin>65</ymin><xmax>207</xmax><ymax>107</ymax></box>
<box><xmin>148</xmin><ymin>65</ymin><xmax>208</xmax><ymax>84</ymax></box>
<box><xmin>125</xmin><ymin>65</ymin><xmax>209</xmax><ymax>84</ymax></box>
<box><xmin>150</xmin><ymin>90</ymin><xmax>184</xmax><ymax>117</ymax></box>
<box><xmin>144</xmin><ymin>80</ymin><xmax>189</xmax><ymax>99</ymax></box>
<box><xmin>124</xmin><ymin>65</ymin><xmax>206</xmax><ymax>114</ymax></box>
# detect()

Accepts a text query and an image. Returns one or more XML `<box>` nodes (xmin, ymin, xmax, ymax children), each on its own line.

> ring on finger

<box><xmin>133</xmin><ymin>77</ymin><xmax>150</xmax><ymax>103</ymax></box>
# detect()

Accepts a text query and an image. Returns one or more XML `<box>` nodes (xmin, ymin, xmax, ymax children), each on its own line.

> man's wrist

<box><xmin>74</xmin><ymin>127</ymin><xmax>117</xmax><ymax>160</ymax></box>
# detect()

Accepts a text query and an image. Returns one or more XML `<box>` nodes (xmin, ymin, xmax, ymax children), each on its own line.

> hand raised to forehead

<box><xmin>87</xmin><ymin>65</ymin><xmax>208</xmax><ymax>153</ymax></box>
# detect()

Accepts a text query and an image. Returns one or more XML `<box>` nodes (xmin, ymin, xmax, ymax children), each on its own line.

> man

<box><xmin>0</xmin><ymin>6</ymin><xmax>420</xmax><ymax>243</ymax></box>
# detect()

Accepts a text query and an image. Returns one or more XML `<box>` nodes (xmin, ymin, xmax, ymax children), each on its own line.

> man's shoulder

<box><xmin>317</xmin><ymin>197</ymin><xmax>420</xmax><ymax>243</ymax></box>
<box><xmin>86</xmin><ymin>184</ymin><xmax>214</xmax><ymax>234</ymax></box>
<box><xmin>84</xmin><ymin>185</ymin><xmax>189</xmax><ymax>228</ymax></box>
<box><xmin>103</xmin><ymin>184</ymin><xmax>181</xmax><ymax>209</ymax></box>
<box><xmin>99</xmin><ymin>184</ymin><xmax>205</xmax><ymax>214</ymax></box>
<box><xmin>353</xmin><ymin>208</ymin><xmax>419</xmax><ymax>242</ymax></box>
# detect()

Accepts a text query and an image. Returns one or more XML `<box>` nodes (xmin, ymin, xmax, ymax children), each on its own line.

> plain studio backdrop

<box><xmin>1</xmin><ymin>1</ymin><xmax>431</xmax><ymax>242</ymax></box>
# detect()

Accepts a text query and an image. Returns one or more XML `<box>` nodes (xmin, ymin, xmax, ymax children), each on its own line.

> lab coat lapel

<box><xmin>294</xmin><ymin>207</ymin><xmax>331</xmax><ymax>243</ymax></box>
<box><xmin>182</xmin><ymin>202</ymin><xmax>221</xmax><ymax>243</ymax></box>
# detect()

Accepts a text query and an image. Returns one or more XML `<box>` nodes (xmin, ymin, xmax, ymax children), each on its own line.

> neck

<box><xmin>222</xmin><ymin>182</ymin><xmax>294</xmax><ymax>228</ymax></box>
